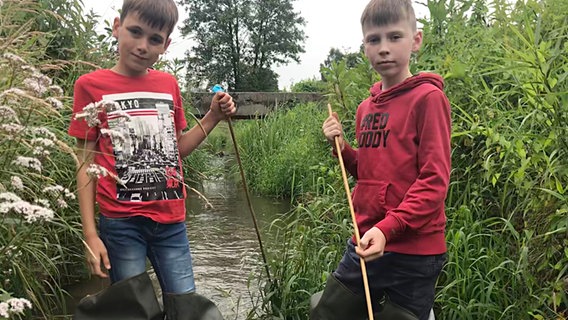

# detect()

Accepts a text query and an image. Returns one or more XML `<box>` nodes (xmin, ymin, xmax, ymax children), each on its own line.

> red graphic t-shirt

<box><xmin>68</xmin><ymin>69</ymin><xmax>188</xmax><ymax>223</ymax></box>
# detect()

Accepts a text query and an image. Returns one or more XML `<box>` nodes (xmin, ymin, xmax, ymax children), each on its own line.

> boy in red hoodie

<box><xmin>312</xmin><ymin>0</ymin><xmax>451</xmax><ymax>319</ymax></box>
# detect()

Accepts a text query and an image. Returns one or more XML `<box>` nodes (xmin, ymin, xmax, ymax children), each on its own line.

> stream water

<box><xmin>66</xmin><ymin>176</ymin><xmax>291</xmax><ymax>319</ymax></box>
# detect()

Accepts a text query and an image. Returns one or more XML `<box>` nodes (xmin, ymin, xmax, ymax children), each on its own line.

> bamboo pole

<box><xmin>327</xmin><ymin>103</ymin><xmax>374</xmax><ymax>320</ymax></box>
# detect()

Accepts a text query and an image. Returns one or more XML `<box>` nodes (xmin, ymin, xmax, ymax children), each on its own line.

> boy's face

<box><xmin>112</xmin><ymin>13</ymin><xmax>171</xmax><ymax>77</ymax></box>
<box><xmin>362</xmin><ymin>20</ymin><xmax>422</xmax><ymax>88</ymax></box>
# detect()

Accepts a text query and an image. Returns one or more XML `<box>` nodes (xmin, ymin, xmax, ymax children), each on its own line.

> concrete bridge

<box><xmin>188</xmin><ymin>92</ymin><xmax>324</xmax><ymax>119</ymax></box>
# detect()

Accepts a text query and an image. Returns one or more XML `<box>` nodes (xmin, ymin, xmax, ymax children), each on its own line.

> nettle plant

<box><xmin>0</xmin><ymin>52</ymin><xmax>78</xmax><ymax>318</ymax></box>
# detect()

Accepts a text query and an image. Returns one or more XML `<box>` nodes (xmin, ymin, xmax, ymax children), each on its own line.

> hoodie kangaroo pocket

<box><xmin>352</xmin><ymin>180</ymin><xmax>390</xmax><ymax>218</ymax></box>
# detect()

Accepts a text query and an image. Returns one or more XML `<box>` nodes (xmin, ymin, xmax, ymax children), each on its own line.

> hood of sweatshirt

<box><xmin>370</xmin><ymin>72</ymin><xmax>445</xmax><ymax>104</ymax></box>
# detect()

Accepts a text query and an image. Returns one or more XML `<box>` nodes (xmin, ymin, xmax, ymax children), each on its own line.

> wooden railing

<box><xmin>188</xmin><ymin>92</ymin><xmax>324</xmax><ymax>119</ymax></box>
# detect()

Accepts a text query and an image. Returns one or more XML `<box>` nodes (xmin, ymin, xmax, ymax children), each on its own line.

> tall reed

<box><xmin>235</xmin><ymin>103</ymin><xmax>335</xmax><ymax>199</ymax></box>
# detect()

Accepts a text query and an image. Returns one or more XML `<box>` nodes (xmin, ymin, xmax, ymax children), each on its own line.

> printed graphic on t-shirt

<box><xmin>103</xmin><ymin>92</ymin><xmax>183</xmax><ymax>202</ymax></box>
<box><xmin>359</xmin><ymin>112</ymin><xmax>391</xmax><ymax>148</ymax></box>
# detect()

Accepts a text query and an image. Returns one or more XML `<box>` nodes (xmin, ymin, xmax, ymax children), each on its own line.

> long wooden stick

<box><xmin>328</xmin><ymin>104</ymin><xmax>374</xmax><ymax>320</ymax></box>
<box><xmin>82</xmin><ymin>239</ymin><xmax>98</xmax><ymax>262</ymax></box>
<box><xmin>210</xmin><ymin>85</ymin><xmax>272</xmax><ymax>283</ymax></box>
<box><xmin>227</xmin><ymin>117</ymin><xmax>272</xmax><ymax>285</ymax></box>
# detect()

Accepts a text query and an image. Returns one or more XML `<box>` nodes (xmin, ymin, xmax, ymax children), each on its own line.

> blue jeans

<box><xmin>99</xmin><ymin>215</ymin><xmax>196</xmax><ymax>294</ymax></box>
<box><xmin>333</xmin><ymin>239</ymin><xmax>446</xmax><ymax>320</ymax></box>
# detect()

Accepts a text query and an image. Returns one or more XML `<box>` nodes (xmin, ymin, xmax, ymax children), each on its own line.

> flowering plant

<box><xmin>0</xmin><ymin>43</ymin><xmax>79</xmax><ymax>320</ymax></box>
<box><xmin>0</xmin><ymin>290</ymin><xmax>31</xmax><ymax>319</ymax></box>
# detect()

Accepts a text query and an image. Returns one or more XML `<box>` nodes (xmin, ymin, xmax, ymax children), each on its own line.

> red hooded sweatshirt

<box><xmin>340</xmin><ymin>73</ymin><xmax>451</xmax><ymax>255</ymax></box>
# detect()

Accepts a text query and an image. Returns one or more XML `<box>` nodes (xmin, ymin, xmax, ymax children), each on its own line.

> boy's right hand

<box><xmin>85</xmin><ymin>236</ymin><xmax>111</xmax><ymax>278</ymax></box>
<box><xmin>210</xmin><ymin>92</ymin><xmax>236</xmax><ymax>121</ymax></box>
<box><xmin>322</xmin><ymin>112</ymin><xmax>345</xmax><ymax>151</ymax></box>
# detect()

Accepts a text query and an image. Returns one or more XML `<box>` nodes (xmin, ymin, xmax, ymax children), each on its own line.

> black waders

<box><xmin>310</xmin><ymin>273</ymin><xmax>419</xmax><ymax>320</ymax></box>
<box><xmin>310</xmin><ymin>273</ymin><xmax>367</xmax><ymax>320</ymax></box>
<box><xmin>163</xmin><ymin>292</ymin><xmax>224</xmax><ymax>320</ymax></box>
<box><xmin>74</xmin><ymin>272</ymin><xmax>225</xmax><ymax>320</ymax></box>
<box><xmin>73</xmin><ymin>272</ymin><xmax>163</xmax><ymax>320</ymax></box>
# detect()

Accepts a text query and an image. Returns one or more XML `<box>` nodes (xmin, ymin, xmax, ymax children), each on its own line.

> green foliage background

<box><xmin>178</xmin><ymin>0</ymin><xmax>306</xmax><ymax>91</ymax></box>
<box><xmin>236</xmin><ymin>0</ymin><xmax>568</xmax><ymax>319</ymax></box>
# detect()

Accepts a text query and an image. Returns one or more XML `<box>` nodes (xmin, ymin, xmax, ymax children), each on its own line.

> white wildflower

<box><xmin>101</xmin><ymin>128</ymin><xmax>126</xmax><ymax>144</ymax></box>
<box><xmin>31</xmin><ymin>137</ymin><xmax>54</xmax><ymax>157</ymax></box>
<box><xmin>32</xmin><ymin>147</ymin><xmax>50</xmax><ymax>157</ymax></box>
<box><xmin>32</xmin><ymin>138</ymin><xmax>55</xmax><ymax>148</ymax></box>
<box><xmin>7</xmin><ymin>298</ymin><xmax>32</xmax><ymax>314</ymax></box>
<box><xmin>85</xmin><ymin>164</ymin><xmax>127</xmax><ymax>186</ymax></box>
<box><xmin>0</xmin><ymin>88</ymin><xmax>26</xmax><ymax>97</ymax></box>
<box><xmin>12</xmin><ymin>156</ymin><xmax>42</xmax><ymax>172</ymax></box>
<box><xmin>74</xmin><ymin>100</ymin><xmax>121</xmax><ymax>127</ymax></box>
<box><xmin>33</xmin><ymin>72</ymin><xmax>51</xmax><ymax>86</ymax></box>
<box><xmin>30</xmin><ymin>127</ymin><xmax>56</xmax><ymax>140</ymax></box>
<box><xmin>20</xmin><ymin>65</ymin><xmax>37</xmax><ymax>73</ymax></box>
<box><xmin>0</xmin><ymin>123</ymin><xmax>24</xmax><ymax>136</ymax></box>
<box><xmin>56</xmin><ymin>198</ymin><xmax>68</xmax><ymax>209</ymax></box>
<box><xmin>10</xmin><ymin>176</ymin><xmax>24</xmax><ymax>190</ymax></box>
<box><xmin>67</xmin><ymin>191</ymin><xmax>76</xmax><ymax>200</ymax></box>
<box><xmin>2</xmin><ymin>53</ymin><xmax>26</xmax><ymax>65</ymax></box>
<box><xmin>35</xmin><ymin>199</ymin><xmax>50</xmax><ymax>208</ymax></box>
<box><xmin>0</xmin><ymin>192</ymin><xmax>22</xmax><ymax>202</ymax></box>
<box><xmin>0</xmin><ymin>200</ymin><xmax>55</xmax><ymax>223</ymax></box>
<box><xmin>43</xmin><ymin>185</ymin><xmax>75</xmax><ymax>200</ymax></box>
<box><xmin>43</xmin><ymin>185</ymin><xmax>64</xmax><ymax>194</ymax></box>
<box><xmin>48</xmin><ymin>85</ymin><xmax>64</xmax><ymax>96</ymax></box>
<box><xmin>1</xmin><ymin>245</ymin><xmax>22</xmax><ymax>259</ymax></box>
<box><xmin>86</xmin><ymin>164</ymin><xmax>109</xmax><ymax>179</ymax></box>
<box><xmin>0</xmin><ymin>302</ymin><xmax>9</xmax><ymax>318</ymax></box>
<box><xmin>74</xmin><ymin>102</ymin><xmax>102</xmax><ymax>127</ymax></box>
<box><xmin>18</xmin><ymin>69</ymin><xmax>53</xmax><ymax>96</ymax></box>
<box><xmin>45</xmin><ymin>97</ymin><xmax>63</xmax><ymax>110</ymax></box>
<box><xmin>0</xmin><ymin>88</ymin><xmax>32</xmax><ymax>104</ymax></box>
<box><xmin>23</xmin><ymin>78</ymin><xmax>48</xmax><ymax>97</ymax></box>
<box><xmin>0</xmin><ymin>105</ymin><xmax>18</xmax><ymax>121</ymax></box>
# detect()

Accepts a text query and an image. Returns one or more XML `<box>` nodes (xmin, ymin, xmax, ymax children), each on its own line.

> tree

<box><xmin>290</xmin><ymin>77</ymin><xmax>327</xmax><ymax>93</ymax></box>
<box><xmin>319</xmin><ymin>47</ymin><xmax>364</xmax><ymax>77</ymax></box>
<box><xmin>179</xmin><ymin>0</ymin><xmax>305</xmax><ymax>91</ymax></box>
<box><xmin>239</xmin><ymin>66</ymin><xmax>279</xmax><ymax>92</ymax></box>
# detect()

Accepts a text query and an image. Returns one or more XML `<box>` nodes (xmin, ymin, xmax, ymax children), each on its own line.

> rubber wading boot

<box><xmin>310</xmin><ymin>273</ymin><xmax>367</xmax><ymax>320</ymax></box>
<box><xmin>373</xmin><ymin>296</ymin><xmax>419</xmax><ymax>320</ymax></box>
<box><xmin>163</xmin><ymin>292</ymin><xmax>224</xmax><ymax>320</ymax></box>
<box><xmin>73</xmin><ymin>271</ymin><xmax>164</xmax><ymax>320</ymax></box>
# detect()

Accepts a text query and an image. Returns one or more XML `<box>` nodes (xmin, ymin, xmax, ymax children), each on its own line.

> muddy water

<box><xmin>183</xmin><ymin>177</ymin><xmax>290</xmax><ymax>318</ymax></box>
<box><xmin>66</xmin><ymin>177</ymin><xmax>290</xmax><ymax>319</ymax></box>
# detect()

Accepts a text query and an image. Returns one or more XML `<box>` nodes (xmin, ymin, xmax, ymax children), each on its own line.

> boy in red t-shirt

<box><xmin>68</xmin><ymin>0</ymin><xmax>235</xmax><ymax>316</ymax></box>
<box><xmin>312</xmin><ymin>0</ymin><xmax>451</xmax><ymax>319</ymax></box>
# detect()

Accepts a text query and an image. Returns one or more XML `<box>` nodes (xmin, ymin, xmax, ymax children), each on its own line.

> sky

<box><xmin>83</xmin><ymin>0</ymin><xmax>428</xmax><ymax>90</ymax></box>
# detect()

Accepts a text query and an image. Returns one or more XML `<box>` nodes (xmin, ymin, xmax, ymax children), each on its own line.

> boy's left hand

<box><xmin>356</xmin><ymin>227</ymin><xmax>387</xmax><ymax>262</ymax></box>
<box><xmin>210</xmin><ymin>92</ymin><xmax>237</xmax><ymax>120</ymax></box>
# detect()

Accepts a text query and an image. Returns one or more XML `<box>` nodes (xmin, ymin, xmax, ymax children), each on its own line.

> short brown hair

<box><xmin>361</xmin><ymin>0</ymin><xmax>417</xmax><ymax>31</ymax></box>
<box><xmin>121</xmin><ymin>0</ymin><xmax>179</xmax><ymax>36</ymax></box>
